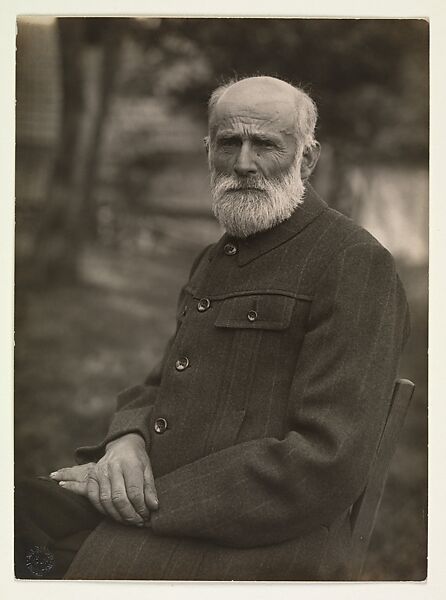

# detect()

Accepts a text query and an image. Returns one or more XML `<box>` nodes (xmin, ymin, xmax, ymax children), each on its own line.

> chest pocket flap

<box><xmin>214</xmin><ymin>293</ymin><xmax>296</xmax><ymax>331</ymax></box>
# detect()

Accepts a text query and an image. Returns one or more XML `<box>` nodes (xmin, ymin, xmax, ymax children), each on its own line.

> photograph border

<box><xmin>2</xmin><ymin>1</ymin><xmax>443</xmax><ymax>598</ymax></box>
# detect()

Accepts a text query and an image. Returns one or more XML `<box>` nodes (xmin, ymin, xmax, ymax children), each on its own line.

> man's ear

<box><xmin>203</xmin><ymin>136</ymin><xmax>210</xmax><ymax>156</ymax></box>
<box><xmin>300</xmin><ymin>141</ymin><xmax>321</xmax><ymax>180</ymax></box>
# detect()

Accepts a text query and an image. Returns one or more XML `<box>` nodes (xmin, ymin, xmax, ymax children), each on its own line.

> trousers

<box><xmin>14</xmin><ymin>476</ymin><xmax>102</xmax><ymax>579</ymax></box>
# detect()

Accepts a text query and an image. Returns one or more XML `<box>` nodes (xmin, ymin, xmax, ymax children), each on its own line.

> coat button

<box><xmin>247</xmin><ymin>310</ymin><xmax>258</xmax><ymax>322</ymax></box>
<box><xmin>154</xmin><ymin>417</ymin><xmax>168</xmax><ymax>434</ymax></box>
<box><xmin>175</xmin><ymin>356</ymin><xmax>190</xmax><ymax>371</ymax></box>
<box><xmin>197</xmin><ymin>298</ymin><xmax>211</xmax><ymax>312</ymax></box>
<box><xmin>224</xmin><ymin>242</ymin><xmax>238</xmax><ymax>256</ymax></box>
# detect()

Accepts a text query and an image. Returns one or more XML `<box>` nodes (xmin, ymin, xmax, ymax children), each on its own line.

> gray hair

<box><xmin>208</xmin><ymin>76</ymin><xmax>318</xmax><ymax>151</ymax></box>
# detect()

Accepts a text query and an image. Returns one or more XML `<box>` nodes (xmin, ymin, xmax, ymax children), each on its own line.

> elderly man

<box><xmin>15</xmin><ymin>76</ymin><xmax>410</xmax><ymax>580</ymax></box>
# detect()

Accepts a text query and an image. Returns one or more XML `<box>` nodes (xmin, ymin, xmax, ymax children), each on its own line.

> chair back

<box><xmin>348</xmin><ymin>378</ymin><xmax>415</xmax><ymax>580</ymax></box>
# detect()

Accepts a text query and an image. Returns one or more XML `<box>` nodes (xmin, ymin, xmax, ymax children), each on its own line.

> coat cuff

<box><xmin>75</xmin><ymin>383</ymin><xmax>159</xmax><ymax>464</ymax></box>
<box><xmin>75</xmin><ymin>405</ymin><xmax>154</xmax><ymax>464</ymax></box>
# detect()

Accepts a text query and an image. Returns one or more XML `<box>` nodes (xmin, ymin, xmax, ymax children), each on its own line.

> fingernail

<box><xmin>59</xmin><ymin>481</ymin><xmax>66</xmax><ymax>486</ymax></box>
<box><xmin>50</xmin><ymin>472</ymin><xmax>57</xmax><ymax>478</ymax></box>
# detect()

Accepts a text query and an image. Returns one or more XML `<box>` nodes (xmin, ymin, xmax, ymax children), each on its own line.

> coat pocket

<box><xmin>214</xmin><ymin>292</ymin><xmax>296</xmax><ymax>331</ymax></box>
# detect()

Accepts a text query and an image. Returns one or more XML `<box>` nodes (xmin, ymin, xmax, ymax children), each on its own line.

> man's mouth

<box><xmin>227</xmin><ymin>186</ymin><xmax>265</xmax><ymax>192</ymax></box>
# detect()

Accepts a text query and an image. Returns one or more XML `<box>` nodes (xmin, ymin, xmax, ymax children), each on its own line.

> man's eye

<box><xmin>219</xmin><ymin>138</ymin><xmax>240</xmax><ymax>148</ymax></box>
<box><xmin>254</xmin><ymin>139</ymin><xmax>275</xmax><ymax>149</ymax></box>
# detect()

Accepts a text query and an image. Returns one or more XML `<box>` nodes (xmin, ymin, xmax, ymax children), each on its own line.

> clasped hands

<box><xmin>50</xmin><ymin>433</ymin><xmax>158</xmax><ymax>528</ymax></box>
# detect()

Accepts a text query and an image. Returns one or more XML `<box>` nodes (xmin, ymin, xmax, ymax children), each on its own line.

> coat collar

<box><xmin>223</xmin><ymin>183</ymin><xmax>328</xmax><ymax>267</ymax></box>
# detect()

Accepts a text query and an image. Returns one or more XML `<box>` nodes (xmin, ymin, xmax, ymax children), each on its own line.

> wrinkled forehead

<box><xmin>209</xmin><ymin>97</ymin><xmax>297</xmax><ymax>137</ymax></box>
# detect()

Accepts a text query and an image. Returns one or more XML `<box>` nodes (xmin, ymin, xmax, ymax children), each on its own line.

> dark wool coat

<box><xmin>66</xmin><ymin>185</ymin><xmax>410</xmax><ymax>581</ymax></box>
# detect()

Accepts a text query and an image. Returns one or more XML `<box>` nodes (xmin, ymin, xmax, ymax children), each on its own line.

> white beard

<box><xmin>209</xmin><ymin>153</ymin><xmax>305</xmax><ymax>239</ymax></box>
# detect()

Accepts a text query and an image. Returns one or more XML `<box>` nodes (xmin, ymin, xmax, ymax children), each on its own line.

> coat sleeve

<box><xmin>149</xmin><ymin>241</ymin><xmax>411</xmax><ymax>548</ymax></box>
<box><xmin>75</xmin><ymin>245</ymin><xmax>212</xmax><ymax>464</ymax></box>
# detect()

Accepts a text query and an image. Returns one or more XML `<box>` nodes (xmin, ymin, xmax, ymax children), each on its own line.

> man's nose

<box><xmin>234</xmin><ymin>142</ymin><xmax>258</xmax><ymax>177</ymax></box>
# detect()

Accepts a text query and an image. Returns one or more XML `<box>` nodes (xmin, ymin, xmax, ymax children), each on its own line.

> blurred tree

<box><xmin>37</xmin><ymin>18</ymin><xmax>125</xmax><ymax>281</ymax></box>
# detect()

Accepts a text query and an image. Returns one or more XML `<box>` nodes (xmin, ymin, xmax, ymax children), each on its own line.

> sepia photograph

<box><xmin>13</xmin><ymin>16</ymin><xmax>428</xmax><ymax>582</ymax></box>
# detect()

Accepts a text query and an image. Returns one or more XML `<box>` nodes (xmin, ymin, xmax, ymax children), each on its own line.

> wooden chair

<box><xmin>348</xmin><ymin>378</ymin><xmax>415</xmax><ymax>580</ymax></box>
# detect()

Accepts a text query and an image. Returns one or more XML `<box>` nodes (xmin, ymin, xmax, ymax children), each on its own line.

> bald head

<box><xmin>208</xmin><ymin>76</ymin><xmax>318</xmax><ymax>151</ymax></box>
<box><xmin>211</xmin><ymin>77</ymin><xmax>297</xmax><ymax>115</ymax></box>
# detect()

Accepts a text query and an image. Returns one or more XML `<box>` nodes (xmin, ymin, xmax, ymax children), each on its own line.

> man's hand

<box><xmin>50</xmin><ymin>433</ymin><xmax>158</xmax><ymax>527</ymax></box>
